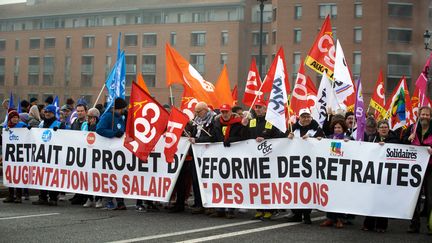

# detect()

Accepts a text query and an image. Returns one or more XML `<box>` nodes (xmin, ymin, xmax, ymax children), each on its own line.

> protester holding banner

<box><xmin>69</xmin><ymin>103</ymin><xmax>89</xmax><ymax>205</ymax></box>
<box><xmin>364</xmin><ymin>116</ymin><xmax>378</xmax><ymax>142</ymax></box>
<box><xmin>186</xmin><ymin>102</ymin><xmax>216</xmax><ymax>214</ymax></box>
<box><xmin>404</xmin><ymin>106</ymin><xmax>432</xmax><ymax>234</ymax></box>
<box><xmin>32</xmin><ymin>105</ymin><xmax>66</xmax><ymax>206</ymax></box>
<box><xmin>287</xmin><ymin>108</ymin><xmax>324</xmax><ymax>224</ymax></box>
<box><xmin>96</xmin><ymin>97</ymin><xmax>127</xmax><ymax>210</ymax></box>
<box><xmin>241</xmin><ymin>98</ymin><xmax>283</xmax><ymax>220</ymax></box>
<box><xmin>209</xmin><ymin>103</ymin><xmax>244</xmax><ymax>219</ymax></box>
<box><xmin>362</xmin><ymin>119</ymin><xmax>400</xmax><ymax>232</ymax></box>
<box><xmin>3</xmin><ymin>110</ymin><xmax>27</xmax><ymax>203</ymax></box>
<box><xmin>345</xmin><ymin>112</ymin><xmax>356</xmax><ymax>138</ymax></box>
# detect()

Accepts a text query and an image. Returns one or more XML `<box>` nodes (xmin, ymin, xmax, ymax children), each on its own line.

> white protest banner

<box><xmin>192</xmin><ymin>138</ymin><xmax>430</xmax><ymax>219</ymax></box>
<box><xmin>2</xmin><ymin>128</ymin><xmax>190</xmax><ymax>202</ymax></box>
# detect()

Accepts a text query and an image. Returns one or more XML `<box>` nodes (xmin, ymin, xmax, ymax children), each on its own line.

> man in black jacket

<box><xmin>287</xmin><ymin>108</ymin><xmax>324</xmax><ymax>224</ymax></box>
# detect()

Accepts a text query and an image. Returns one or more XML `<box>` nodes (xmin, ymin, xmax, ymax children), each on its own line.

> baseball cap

<box><xmin>219</xmin><ymin>104</ymin><xmax>232</xmax><ymax>112</ymax></box>
<box><xmin>45</xmin><ymin>104</ymin><xmax>57</xmax><ymax>114</ymax></box>
<box><xmin>299</xmin><ymin>108</ymin><xmax>311</xmax><ymax>116</ymax></box>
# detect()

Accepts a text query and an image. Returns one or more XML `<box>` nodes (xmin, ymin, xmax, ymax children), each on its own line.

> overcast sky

<box><xmin>0</xmin><ymin>0</ymin><xmax>26</xmax><ymax>5</ymax></box>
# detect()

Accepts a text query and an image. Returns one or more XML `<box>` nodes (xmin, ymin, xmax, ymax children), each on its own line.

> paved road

<box><xmin>0</xmin><ymin>195</ymin><xmax>430</xmax><ymax>242</ymax></box>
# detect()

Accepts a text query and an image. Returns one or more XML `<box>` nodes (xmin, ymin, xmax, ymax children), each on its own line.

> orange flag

<box><xmin>165</xmin><ymin>44</ymin><xmax>219</xmax><ymax>107</ymax></box>
<box><xmin>136</xmin><ymin>72</ymin><xmax>150</xmax><ymax>94</ymax></box>
<box><xmin>304</xmin><ymin>15</ymin><xmax>335</xmax><ymax>80</ymax></box>
<box><xmin>180</xmin><ymin>85</ymin><xmax>199</xmax><ymax>120</ymax></box>
<box><xmin>214</xmin><ymin>64</ymin><xmax>234</xmax><ymax>107</ymax></box>
<box><xmin>290</xmin><ymin>61</ymin><xmax>318</xmax><ymax>116</ymax></box>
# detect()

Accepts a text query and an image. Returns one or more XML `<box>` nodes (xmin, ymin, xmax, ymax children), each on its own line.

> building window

<box><xmin>319</xmin><ymin>3</ymin><xmax>337</xmax><ymax>19</ymax></box>
<box><xmin>142</xmin><ymin>55</ymin><xmax>156</xmax><ymax>73</ymax></box>
<box><xmin>43</xmin><ymin>56</ymin><xmax>54</xmax><ymax>86</ymax></box>
<box><xmin>272</xmin><ymin>8</ymin><xmax>277</xmax><ymax>21</ymax></box>
<box><xmin>0</xmin><ymin>39</ymin><xmax>5</xmax><ymax>51</ymax></box>
<box><xmin>81</xmin><ymin>55</ymin><xmax>94</xmax><ymax>87</ymax></box>
<box><xmin>388</xmin><ymin>3</ymin><xmax>413</xmax><ymax>18</ymax></box>
<box><xmin>221</xmin><ymin>31</ymin><xmax>228</xmax><ymax>46</ymax></box>
<box><xmin>29</xmin><ymin>38</ymin><xmax>40</xmax><ymax>49</ymax></box>
<box><xmin>388</xmin><ymin>28</ymin><xmax>412</xmax><ymax>43</ymax></box>
<box><xmin>14</xmin><ymin>57</ymin><xmax>19</xmax><ymax>77</ymax></box>
<box><xmin>72</xmin><ymin>19</ymin><xmax>79</xmax><ymax>28</ymax></box>
<box><xmin>272</xmin><ymin>30</ymin><xmax>277</xmax><ymax>45</ymax></box>
<box><xmin>170</xmin><ymin>32</ymin><xmax>176</xmax><ymax>46</ymax></box>
<box><xmin>105</xmin><ymin>55</ymin><xmax>112</xmax><ymax>78</ymax></box>
<box><xmin>252</xmin><ymin>31</ymin><xmax>269</xmax><ymax>46</ymax></box>
<box><xmin>292</xmin><ymin>52</ymin><xmax>301</xmax><ymax>78</ymax></box>
<box><xmin>125</xmin><ymin>55</ymin><xmax>137</xmax><ymax>87</ymax></box>
<box><xmin>191</xmin><ymin>32</ymin><xmax>206</xmax><ymax>46</ymax></box>
<box><xmin>82</xmin><ymin>36</ymin><xmax>95</xmax><ymax>49</ymax></box>
<box><xmin>124</xmin><ymin>34</ymin><xmax>138</xmax><ymax>47</ymax></box>
<box><xmin>66</xmin><ymin>36</ymin><xmax>71</xmax><ymax>49</ymax></box>
<box><xmin>65</xmin><ymin>56</ymin><xmax>71</xmax><ymax>85</ymax></box>
<box><xmin>143</xmin><ymin>74</ymin><xmax>156</xmax><ymax>87</ymax></box>
<box><xmin>28</xmin><ymin>74</ymin><xmax>39</xmax><ymax>85</ymax></box>
<box><xmin>294</xmin><ymin>29</ymin><xmax>302</xmax><ymax>43</ymax></box>
<box><xmin>113</xmin><ymin>17</ymin><xmax>118</xmax><ymax>26</ymax></box>
<box><xmin>220</xmin><ymin>53</ymin><xmax>228</xmax><ymax>69</ymax></box>
<box><xmin>387</xmin><ymin>53</ymin><xmax>411</xmax><ymax>92</ymax></box>
<box><xmin>106</xmin><ymin>35</ymin><xmax>112</xmax><ymax>48</ymax></box>
<box><xmin>28</xmin><ymin>56</ymin><xmax>40</xmax><ymax>75</ymax></box>
<box><xmin>44</xmin><ymin>37</ymin><xmax>56</xmax><ymax>48</ymax></box>
<box><xmin>352</xmin><ymin>52</ymin><xmax>361</xmax><ymax>79</ymax></box>
<box><xmin>190</xmin><ymin>54</ymin><xmax>205</xmax><ymax>74</ymax></box>
<box><xmin>177</xmin><ymin>13</ymin><xmax>185</xmax><ymax>23</ymax></box>
<box><xmin>15</xmin><ymin>39</ymin><xmax>19</xmax><ymax>50</ymax></box>
<box><xmin>143</xmin><ymin>34</ymin><xmax>157</xmax><ymax>47</ymax></box>
<box><xmin>354</xmin><ymin>27</ymin><xmax>362</xmax><ymax>43</ymax></box>
<box><xmin>0</xmin><ymin>58</ymin><xmax>4</xmax><ymax>86</ymax></box>
<box><xmin>192</xmin><ymin>12</ymin><xmax>205</xmax><ymax>23</ymax></box>
<box><xmin>354</xmin><ymin>3</ymin><xmax>363</xmax><ymax>18</ymax></box>
<box><xmin>294</xmin><ymin>5</ymin><xmax>302</xmax><ymax>19</ymax></box>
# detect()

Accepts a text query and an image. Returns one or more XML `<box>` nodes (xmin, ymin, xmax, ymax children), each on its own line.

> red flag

<box><xmin>290</xmin><ymin>62</ymin><xmax>318</xmax><ymax>116</ymax></box>
<box><xmin>242</xmin><ymin>58</ymin><xmax>263</xmax><ymax>107</ymax></box>
<box><xmin>164</xmin><ymin>107</ymin><xmax>189</xmax><ymax>163</ymax></box>
<box><xmin>369</xmin><ymin>70</ymin><xmax>386</xmax><ymax>118</ymax></box>
<box><xmin>261</xmin><ymin>47</ymin><xmax>291</xmax><ymax>95</ymax></box>
<box><xmin>180</xmin><ymin>85</ymin><xmax>199</xmax><ymax>120</ymax></box>
<box><xmin>124</xmin><ymin>82</ymin><xmax>170</xmax><ymax>162</ymax></box>
<box><xmin>231</xmin><ymin>85</ymin><xmax>238</xmax><ymax>106</ymax></box>
<box><xmin>304</xmin><ymin>15</ymin><xmax>335</xmax><ymax>80</ymax></box>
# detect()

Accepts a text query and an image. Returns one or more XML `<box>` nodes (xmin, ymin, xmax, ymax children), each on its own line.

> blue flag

<box><xmin>8</xmin><ymin>92</ymin><xmax>14</xmax><ymax>109</ymax></box>
<box><xmin>105</xmin><ymin>51</ymin><xmax>126</xmax><ymax>112</ymax></box>
<box><xmin>53</xmin><ymin>96</ymin><xmax>60</xmax><ymax>120</ymax></box>
<box><xmin>17</xmin><ymin>97</ymin><xmax>22</xmax><ymax>113</ymax></box>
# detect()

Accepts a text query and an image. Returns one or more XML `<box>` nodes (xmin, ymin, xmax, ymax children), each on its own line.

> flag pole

<box><xmin>169</xmin><ymin>86</ymin><xmax>174</xmax><ymax>106</ymax></box>
<box><xmin>93</xmin><ymin>84</ymin><xmax>106</xmax><ymax>108</ymax></box>
<box><xmin>246</xmin><ymin>74</ymin><xmax>267</xmax><ymax>115</ymax></box>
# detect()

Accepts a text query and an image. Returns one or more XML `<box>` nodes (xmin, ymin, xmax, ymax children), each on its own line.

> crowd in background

<box><xmin>0</xmin><ymin>96</ymin><xmax>431</xmax><ymax>235</ymax></box>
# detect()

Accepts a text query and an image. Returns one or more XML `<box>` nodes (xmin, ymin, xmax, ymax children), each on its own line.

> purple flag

<box><xmin>354</xmin><ymin>78</ymin><xmax>365</xmax><ymax>141</ymax></box>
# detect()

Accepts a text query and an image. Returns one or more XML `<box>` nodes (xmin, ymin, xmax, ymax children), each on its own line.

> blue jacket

<box><xmin>96</xmin><ymin>111</ymin><xmax>125</xmax><ymax>138</ymax></box>
<box><xmin>13</xmin><ymin>121</ymin><xmax>28</xmax><ymax>128</ymax></box>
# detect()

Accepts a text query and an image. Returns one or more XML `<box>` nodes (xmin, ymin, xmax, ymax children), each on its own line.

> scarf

<box><xmin>219</xmin><ymin>115</ymin><xmax>242</xmax><ymax>142</ymax></box>
<box><xmin>194</xmin><ymin>111</ymin><xmax>215</xmax><ymax>138</ymax></box>
<box><xmin>331</xmin><ymin>133</ymin><xmax>345</xmax><ymax>140</ymax></box>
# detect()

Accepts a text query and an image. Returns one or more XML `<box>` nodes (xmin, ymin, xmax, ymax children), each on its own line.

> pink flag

<box><xmin>415</xmin><ymin>53</ymin><xmax>432</xmax><ymax>106</ymax></box>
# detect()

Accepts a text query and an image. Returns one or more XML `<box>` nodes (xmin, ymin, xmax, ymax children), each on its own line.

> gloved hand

<box><xmin>53</xmin><ymin>127</ymin><xmax>58</xmax><ymax>131</ymax></box>
<box><xmin>115</xmin><ymin>131</ymin><xmax>123</xmax><ymax>138</ymax></box>
<box><xmin>223</xmin><ymin>140</ymin><xmax>231</xmax><ymax>147</ymax></box>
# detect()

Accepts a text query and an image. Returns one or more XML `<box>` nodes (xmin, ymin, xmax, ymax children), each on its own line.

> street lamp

<box><xmin>257</xmin><ymin>0</ymin><xmax>268</xmax><ymax>79</ymax></box>
<box><xmin>424</xmin><ymin>30</ymin><xmax>432</xmax><ymax>51</ymax></box>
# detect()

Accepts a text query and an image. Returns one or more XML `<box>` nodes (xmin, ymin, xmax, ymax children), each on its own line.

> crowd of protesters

<box><xmin>1</xmin><ymin>96</ymin><xmax>431</xmax><ymax>235</ymax></box>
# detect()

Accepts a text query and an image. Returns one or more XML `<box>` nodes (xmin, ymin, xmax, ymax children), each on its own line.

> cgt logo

<box><xmin>257</xmin><ymin>141</ymin><xmax>272</xmax><ymax>156</ymax></box>
<box><xmin>41</xmin><ymin>130</ymin><xmax>52</xmax><ymax>142</ymax></box>
<box><xmin>330</xmin><ymin>141</ymin><xmax>343</xmax><ymax>156</ymax></box>
<box><xmin>86</xmin><ymin>132</ymin><xmax>96</xmax><ymax>145</ymax></box>
<box><xmin>8</xmin><ymin>131</ymin><xmax>19</xmax><ymax>141</ymax></box>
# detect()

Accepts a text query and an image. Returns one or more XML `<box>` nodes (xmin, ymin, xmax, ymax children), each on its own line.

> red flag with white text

<box><xmin>164</xmin><ymin>107</ymin><xmax>190</xmax><ymax>163</ymax></box>
<box><xmin>242</xmin><ymin>58</ymin><xmax>263</xmax><ymax>107</ymax></box>
<box><xmin>124</xmin><ymin>82</ymin><xmax>170</xmax><ymax>162</ymax></box>
<box><xmin>180</xmin><ymin>85</ymin><xmax>199</xmax><ymax>120</ymax></box>
<box><xmin>290</xmin><ymin>62</ymin><xmax>318</xmax><ymax>116</ymax></box>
